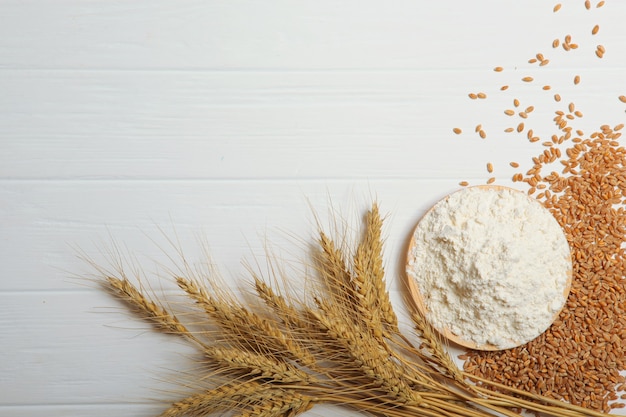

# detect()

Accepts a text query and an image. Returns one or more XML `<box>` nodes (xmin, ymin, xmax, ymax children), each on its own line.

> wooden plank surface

<box><xmin>2</xmin><ymin>0</ymin><xmax>626</xmax><ymax>415</ymax></box>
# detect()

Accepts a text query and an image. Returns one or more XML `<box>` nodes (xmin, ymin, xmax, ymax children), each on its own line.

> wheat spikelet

<box><xmin>104</xmin><ymin>276</ymin><xmax>198</xmax><ymax>343</ymax></box>
<box><xmin>411</xmin><ymin>311</ymin><xmax>465</xmax><ymax>385</ymax></box>
<box><xmin>176</xmin><ymin>277</ymin><xmax>316</xmax><ymax>368</ymax></box>
<box><xmin>202</xmin><ymin>345</ymin><xmax>311</xmax><ymax>384</ymax></box>
<box><xmin>316</xmin><ymin>231</ymin><xmax>356</xmax><ymax>311</ymax></box>
<box><xmin>158</xmin><ymin>381</ymin><xmax>261</xmax><ymax>417</ymax></box>
<box><xmin>312</xmin><ymin>300</ymin><xmax>423</xmax><ymax>406</ymax></box>
<box><xmin>353</xmin><ymin>203</ymin><xmax>399</xmax><ymax>333</ymax></box>
<box><xmin>237</xmin><ymin>390</ymin><xmax>314</xmax><ymax>417</ymax></box>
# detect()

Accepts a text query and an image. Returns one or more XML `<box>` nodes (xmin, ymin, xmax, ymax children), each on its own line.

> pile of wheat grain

<box><xmin>463</xmin><ymin>127</ymin><xmax>626</xmax><ymax>413</ymax></box>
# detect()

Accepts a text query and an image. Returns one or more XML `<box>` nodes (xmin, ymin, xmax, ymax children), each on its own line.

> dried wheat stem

<box><xmin>466</xmin><ymin>374</ymin><xmax>610</xmax><ymax>417</ymax></box>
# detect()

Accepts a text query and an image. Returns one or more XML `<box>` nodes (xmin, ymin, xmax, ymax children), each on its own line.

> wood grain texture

<box><xmin>2</xmin><ymin>0</ymin><xmax>625</xmax><ymax>415</ymax></box>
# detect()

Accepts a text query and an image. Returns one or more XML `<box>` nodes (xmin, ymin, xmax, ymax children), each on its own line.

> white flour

<box><xmin>407</xmin><ymin>186</ymin><xmax>571</xmax><ymax>349</ymax></box>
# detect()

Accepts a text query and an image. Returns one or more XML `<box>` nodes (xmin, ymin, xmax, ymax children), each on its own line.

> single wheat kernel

<box><xmin>526</xmin><ymin>106</ymin><xmax>534</xmax><ymax>113</ymax></box>
<box><xmin>486</xmin><ymin>177</ymin><xmax>496</xmax><ymax>184</ymax></box>
<box><xmin>522</xmin><ymin>76</ymin><xmax>534</xmax><ymax>82</ymax></box>
<box><xmin>477</xmin><ymin>92</ymin><xmax>487</xmax><ymax>99</ymax></box>
<box><xmin>459</xmin><ymin>181</ymin><xmax>469</xmax><ymax>187</ymax></box>
<box><xmin>519</xmin><ymin>112</ymin><xmax>528</xmax><ymax>119</ymax></box>
<box><xmin>574</xmin><ymin>75</ymin><xmax>581</xmax><ymax>85</ymax></box>
<box><xmin>553</xmin><ymin>38</ymin><xmax>560</xmax><ymax>48</ymax></box>
<box><xmin>514</xmin><ymin>98</ymin><xmax>520</xmax><ymax>107</ymax></box>
<box><xmin>469</xmin><ymin>93</ymin><xmax>478</xmax><ymax>99</ymax></box>
<box><xmin>475</xmin><ymin>124</ymin><xmax>482</xmax><ymax>132</ymax></box>
<box><xmin>517</xmin><ymin>122</ymin><xmax>525</xmax><ymax>132</ymax></box>
<box><xmin>568</xmin><ymin>102</ymin><xmax>575</xmax><ymax>113</ymax></box>
<box><xmin>570</xmin><ymin>43</ymin><xmax>579</xmax><ymax>49</ymax></box>
<box><xmin>500</xmin><ymin>85</ymin><xmax>509</xmax><ymax>91</ymax></box>
<box><xmin>574</xmin><ymin>110</ymin><xmax>583</xmax><ymax>118</ymax></box>
<box><xmin>565</xmin><ymin>34</ymin><xmax>572</xmax><ymax>43</ymax></box>
<box><xmin>479</xmin><ymin>129</ymin><xmax>487</xmax><ymax>139</ymax></box>
<box><xmin>494</xmin><ymin>66</ymin><xmax>503</xmax><ymax>72</ymax></box>
<box><xmin>540</xmin><ymin>59</ymin><xmax>550</xmax><ymax>67</ymax></box>
<box><xmin>543</xmin><ymin>85</ymin><xmax>551</xmax><ymax>91</ymax></box>
<box><xmin>585</xmin><ymin>0</ymin><xmax>591</xmax><ymax>9</ymax></box>
<box><xmin>487</xmin><ymin>162</ymin><xmax>494</xmax><ymax>173</ymax></box>
<box><xmin>597</xmin><ymin>0</ymin><xmax>605</xmax><ymax>7</ymax></box>
<box><xmin>596</xmin><ymin>49</ymin><xmax>604</xmax><ymax>59</ymax></box>
<box><xmin>505</xmin><ymin>109</ymin><xmax>515</xmax><ymax>116</ymax></box>
<box><xmin>618</xmin><ymin>96</ymin><xmax>626</xmax><ymax>103</ymax></box>
<box><xmin>510</xmin><ymin>162</ymin><xmax>520</xmax><ymax>168</ymax></box>
<box><xmin>453</xmin><ymin>128</ymin><xmax>462</xmax><ymax>135</ymax></box>
<box><xmin>592</xmin><ymin>25</ymin><xmax>600</xmax><ymax>35</ymax></box>
<box><xmin>615</xmin><ymin>124</ymin><xmax>624</xmax><ymax>131</ymax></box>
<box><xmin>555</xmin><ymin>94</ymin><xmax>562</xmax><ymax>102</ymax></box>
<box><xmin>553</xmin><ymin>3</ymin><xmax>562</xmax><ymax>12</ymax></box>
<box><xmin>563</xmin><ymin>43</ymin><xmax>571</xmax><ymax>51</ymax></box>
<box><xmin>528</xmin><ymin>58</ymin><xmax>538</xmax><ymax>64</ymax></box>
<box><xmin>598</xmin><ymin>45</ymin><xmax>606</xmax><ymax>53</ymax></box>
<box><xmin>504</xmin><ymin>127</ymin><xmax>514</xmax><ymax>133</ymax></box>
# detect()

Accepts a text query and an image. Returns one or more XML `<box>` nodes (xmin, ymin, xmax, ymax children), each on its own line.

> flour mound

<box><xmin>407</xmin><ymin>186</ymin><xmax>571</xmax><ymax>349</ymax></box>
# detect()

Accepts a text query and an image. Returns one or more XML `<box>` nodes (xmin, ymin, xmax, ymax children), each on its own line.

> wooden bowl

<box><xmin>405</xmin><ymin>185</ymin><xmax>572</xmax><ymax>351</ymax></box>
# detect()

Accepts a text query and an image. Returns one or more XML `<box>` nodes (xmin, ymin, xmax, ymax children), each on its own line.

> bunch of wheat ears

<box><xmin>93</xmin><ymin>203</ymin><xmax>612</xmax><ymax>417</ymax></box>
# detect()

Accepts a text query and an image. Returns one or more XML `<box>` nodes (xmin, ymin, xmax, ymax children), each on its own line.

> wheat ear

<box><xmin>316</xmin><ymin>232</ymin><xmax>357</xmax><ymax>310</ymax></box>
<box><xmin>353</xmin><ymin>202</ymin><xmax>399</xmax><ymax>333</ymax></box>
<box><xmin>237</xmin><ymin>390</ymin><xmax>315</xmax><ymax>417</ymax></box>
<box><xmin>312</xmin><ymin>300</ymin><xmax>423</xmax><ymax>406</ymax></box>
<box><xmin>202</xmin><ymin>344</ymin><xmax>311</xmax><ymax>384</ymax></box>
<box><xmin>158</xmin><ymin>381</ymin><xmax>261</xmax><ymax>417</ymax></box>
<box><xmin>103</xmin><ymin>276</ymin><xmax>201</xmax><ymax>345</ymax></box>
<box><xmin>411</xmin><ymin>311</ymin><xmax>466</xmax><ymax>385</ymax></box>
<box><xmin>176</xmin><ymin>276</ymin><xmax>316</xmax><ymax>368</ymax></box>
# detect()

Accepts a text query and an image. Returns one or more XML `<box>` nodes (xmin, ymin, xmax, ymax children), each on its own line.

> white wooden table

<box><xmin>2</xmin><ymin>1</ymin><xmax>625</xmax><ymax>415</ymax></box>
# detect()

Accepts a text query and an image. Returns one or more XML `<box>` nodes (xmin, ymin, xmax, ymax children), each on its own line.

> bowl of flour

<box><xmin>406</xmin><ymin>185</ymin><xmax>572</xmax><ymax>350</ymax></box>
